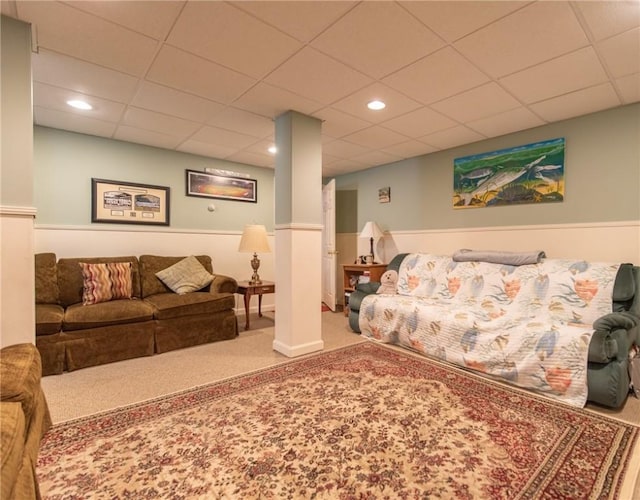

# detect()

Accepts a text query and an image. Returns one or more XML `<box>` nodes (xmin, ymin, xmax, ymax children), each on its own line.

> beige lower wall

<box><xmin>336</xmin><ymin>220</ymin><xmax>640</xmax><ymax>306</ymax></box>
<box><xmin>34</xmin><ymin>225</ymin><xmax>276</xmax><ymax>315</ymax></box>
<box><xmin>35</xmin><ymin>220</ymin><xmax>639</xmax><ymax>311</ymax></box>
<box><xmin>1</xmin><ymin>209</ymin><xmax>36</xmax><ymax>347</ymax></box>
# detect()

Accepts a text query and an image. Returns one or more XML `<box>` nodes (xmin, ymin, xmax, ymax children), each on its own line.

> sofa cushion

<box><xmin>58</xmin><ymin>256</ymin><xmax>141</xmax><ymax>307</ymax></box>
<box><xmin>155</xmin><ymin>256</ymin><xmax>214</xmax><ymax>294</ymax></box>
<box><xmin>63</xmin><ymin>299</ymin><xmax>154</xmax><ymax>331</ymax></box>
<box><xmin>35</xmin><ymin>303</ymin><xmax>64</xmax><ymax>336</ymax></box>
<box><xmin>144</xmin><ymin>292</ymin><xmax>235</xmax><ymax>320</ymax></box>
<box><xmin>35</xmin><ymin>253</ymin><xmax>59</xmax><ymax>305</ymax></box>
<box><xmin>0</xmin><ymin>402</ymin><xmax>25</xmax><ymax>500</ymax></box>
<box><xmin>79</xmin><ymin>261</ymin><xmax>133</xmax><ymax>305</ymax></box>
<box><xmin>140</xmin><ymin>255</ymin><xmax>214</xmax><ymax>298</ymax></box>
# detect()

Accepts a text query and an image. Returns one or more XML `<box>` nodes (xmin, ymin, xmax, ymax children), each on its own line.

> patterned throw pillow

<box><xmin>155</xmin><ymin>256</ymin><xmax>214</xmax><ymax>294</ymax></box>
<box><xmin>79</xmin><ymin>262</ymin><xmax>133</xmax><ymax>305</ymax></box>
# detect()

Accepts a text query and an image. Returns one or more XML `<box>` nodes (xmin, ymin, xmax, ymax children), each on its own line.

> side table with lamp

<box><xmin>237</xmin><ymin>224</ymin><xmax>275</xmax><ymax>330</ymax></box>
<box><xmin>343</xmin><ymin>221</ymin><xmax>386</xmax><ymax>316</ymax></box>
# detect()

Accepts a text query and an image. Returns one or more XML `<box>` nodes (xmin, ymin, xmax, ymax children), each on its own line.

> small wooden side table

<box><xmin>236</xmin><ymin>280</ymin><xmax>275</xmax><ymax>330</ymax></box>
<box><xmin>342</xmin><ymin>264</ymin><xmax>387</xmax><ymax>316</ymax></box>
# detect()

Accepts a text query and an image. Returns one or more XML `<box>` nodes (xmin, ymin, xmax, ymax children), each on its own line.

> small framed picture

<box><xmin>186</xmin><ymin>170</ymin><xmax>257</xmax><ymax>203</ymax></box>
<box><xmin>91</xmin><ymin>178</ymin><xmax>170</xmax><ymax>226</ymax></box>
<box><xmin>379</xmin><ymin>187</ymin><xmax>390</xmax><ymax>203</ymax></box>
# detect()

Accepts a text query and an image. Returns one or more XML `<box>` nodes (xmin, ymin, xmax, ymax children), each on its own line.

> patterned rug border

<box><xmin>41</xmin><ymin>341</ymin><xmax>640</xmax><ymax>498</ymax></box>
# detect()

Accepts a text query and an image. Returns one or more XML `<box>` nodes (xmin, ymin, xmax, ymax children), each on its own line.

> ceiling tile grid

<box><xmin>2</xmin><ymin>0</ymin><xmax>637</xmax><ymax>175</ymax></box>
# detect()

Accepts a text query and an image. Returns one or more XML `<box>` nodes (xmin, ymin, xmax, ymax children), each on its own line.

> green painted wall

<box><xmin>34</xmin><ymin>104</ymin><xmax>639</xmax><ymax>235</ymax></box>
<box><xmin>335</xmin><ymin>104</ymin><xmax>640</xmax><ymax>233</ymax></box>
<box><xmin>1</xmin><ymin>16</ymin><xmax>33</xmax><ymax>207</ymax></box>
<box><xmin>34</xmin><ymin>127</ymin><xmax>275</xmax><ymax>231</ymax></box>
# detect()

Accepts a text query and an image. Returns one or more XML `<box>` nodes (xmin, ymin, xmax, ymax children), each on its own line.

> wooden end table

<box><xmin>236</xmin><ymin>280</ymin><xmax>275</xmax><ymax>330</ymax></box>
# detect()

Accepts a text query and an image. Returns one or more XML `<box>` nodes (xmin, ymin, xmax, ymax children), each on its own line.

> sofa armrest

<box><xmin>210</xmin><ymin>274</ymin><xmax>237</xmax><ymax>295</ymax></box>
<box><xmin>348</xmin><ymin>285</ymin><xmax>381</xmax><ymax>333</ymax></box>
<box><xmin>356</xmin><ymin>282</ymin><xmax>381</xmax><ymax>294</ymax></box>
<box><xmin>589</xmin><ymin>312</ymin><xmax>639</xmax><ymax>363</ymax></box>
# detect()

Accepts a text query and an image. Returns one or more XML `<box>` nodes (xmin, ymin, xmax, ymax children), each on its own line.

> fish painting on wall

<box><xmin>453</xmin><ymin>138</ymin><xmax>565</xmax><ymax>209</ymax></box>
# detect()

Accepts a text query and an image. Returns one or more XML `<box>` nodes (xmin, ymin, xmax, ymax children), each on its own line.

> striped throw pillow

<box><xmin>80</xmin><ymin>262</ymin><xmax>133</xmax><ymax>305</ymax></box>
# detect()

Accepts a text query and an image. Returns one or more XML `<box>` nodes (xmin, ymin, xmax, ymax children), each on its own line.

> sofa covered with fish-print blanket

<box><xmin>349</xmin><ymin>252</ymin><xmax>640</xmax><ymax>408</ymax></box>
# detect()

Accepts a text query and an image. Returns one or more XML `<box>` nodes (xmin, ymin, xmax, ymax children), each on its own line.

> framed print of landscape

<box><xmin>91</xmin><ymin>178</ymin><xmax>170</xmax><ymax>226</ymax></box>
<box><xmin>453</xmin><ymin>138</ymin><xmax>565</xmax><ymax>209</ymax></box>
<box><xmin>186</xmin><ymin>170</ymin><xmax>257</xmax><ymax>203</ymax></box>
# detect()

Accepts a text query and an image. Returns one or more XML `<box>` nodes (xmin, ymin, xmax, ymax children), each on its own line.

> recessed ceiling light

<box><xmin>66</xmin><ymin>100</ymin><xmax>92</xmax><ymax>110</ymax></box>
<box><xmin>268</xmin><ymin>146</ymin><xmax>277</xmax><ymax>154</ymax></box>
<box><xmin>367</xmin><ymin>100</ymin><xmax>386</xmax><ymax>111</ymax></box>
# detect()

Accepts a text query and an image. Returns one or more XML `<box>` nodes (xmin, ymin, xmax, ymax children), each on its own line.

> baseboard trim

<box><xmin>273</xmin><ymin>339</ymin><xmax>324</xmax><ymax>358</ymax></box>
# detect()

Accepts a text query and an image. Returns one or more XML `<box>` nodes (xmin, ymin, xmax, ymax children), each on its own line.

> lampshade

<box><xmin>238</xmin><ymin>224</ymin><xmax>270</xmax><ymax>284</ymax></box>
<box><xmin>238</xmin><ymin>224</ymin><xmax>271</xmax><ymax>253</ymax></box>
<box><xmin>359</xmin><ymin>221</ymin><xmax>384</xmax><ymax>264</ymax></box>
<box><xmin>359</xmin><ymin>221</ymin><xmax>383</xmax><ymax>240</ymax></box>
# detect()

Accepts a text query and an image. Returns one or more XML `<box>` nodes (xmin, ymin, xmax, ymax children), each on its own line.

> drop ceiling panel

<box><xmin>499</xmin><ymin>47</ymin><xmax>608</xmax><ymax>103</ymax></box>
<box><xmin>616</xmin><ymin>73</ymin><xmax>640</xmax><ymax>103</ymax></box>
<box><xmin>34</xmin><ymin>106</ymin><xmax>117</xmax><ymax>138</ymax></box>
<box><xmin>206</xmin><ymin>108</ymin><xmax>273</xmax><ymax>139</ymax></box>
<box><xmin>420</xmin><ymin>126</ymin><xmax>485</xmax><ymax>150</ymax></box>
<box><xmin>352</xmin><ymin>150</ymin><xmax>402</xmax><ymax>167</ymax></box>
<box><xmin>431</xmin><ymin>83</ymin><xmax>521</xmax><ymax>123</ymax></box>
<box><xmin>114</xmin><ymin>125</ymin><xmax>184</xmax><ymax>150</ymax></box>
<box><xmin>167</xmin><ymin>2</ymin><xmax>302</xmax><ymax>79</ymax></box>
<box><xmin>19</xmin><ymin>1</ymin><xmax>158</xmax><ymax>77</ymax></box>
<box><xmin>330</xmin><ymin>83</ymin><xmax>422</xmax><ymax>123</ymax></box>
<box><xmin>322</xmin><ymin>139</ymin><xmax>369</xmax><ymax>159</ymax></box>
<box><xmin>34</xmin><ymin>82</ymin><xmax>125</xmax><ymax>122</ymax></box>
<box><xmin>264</xmin><ymin>47</ymin><xmax>372</xmax><ymax>104</ymax></box>
<box><xmin>147</xmin><ymin>45</ymin><xmax>256</xmax><ymax>104</ymax></box>
<box><xmin>32</xmin><ymin>50</ymin><xmax>139</xmax><ymax>103</ymax></box>
<box><xmin>343</xmin><ymin>125</ymin><xmax>408</xmax><ymax>149</ymax></box>
<box><xmin>189</xmin><ymin>125</ymin><xmax>260</xmax><ymax>150</ymax></box>
<box><xmin>382</xmin><ymin>140</ymin><xmax>437</xmax><ymax>159</ymax></box>
<box><xmin>177</xmin><ymin>140</ymin><xmax>238</xmax><ymax>159</ymax></box>
<box><xmin>5</xmin><ymin>1</ymin><xmax>638</xmax><ymax>177</ymax></box>
<box><xmin>529</xmin><ymin>83</ymin><xmax>621</xmax><ymax>122</ymax></box>
<box><xmin>131</xmin><ymin>82</ymin><xmax>225</xmax><ymax>123</ymax></box>
<box><xmin>312</xmin><ymin>108</ymin><xmax>371</xmax><ymax>139</ymax></box>
<box><xmin>382</xmin><ymin>47</ymin><xmax>490</xmax><ymax>105</ymax></box>
<box><xmin>242</xmin><ymin>139</ymin><xmax>276</xmax><ymax>156</ymax></box>
<box><xmin>63</xmin><ymin>0</ymin><xmax>185</xmax><ymax>40</ymax></box>
<box><xmin>232</xmin><ymin>82</ymin><xmax>323</xmax><ymax>118</ymax></box>
<box><xmin>122</xmin><ymin>107</ymin><xmax>200</xmax><ymax>139</ymax></box>
<box><xmin>576</xmin><ymin>1</ymin><xmax>640</xmax><ymax>41</ymax></box>
<box><xmin>400</xmin><ymin>1</ymin><xmax>527</xmax><ymax>43</ymax></box>
<box><xmin>311</xmin><ymin>1</ymin><xmax>444</xmax><ymax>79</ymax></box>
<box><xmin>382</xmin><ymin>107</ymin><xmax>458</xmax><ymax>138</ymax></box>
<box><xmin>467</xmin><ymin>107</ymin><xmax>545</xmax><ymax>138</ymax></box>
<box><xmin>231</xmin><ymin>1</ymin><xmax>357</xmax><ymax>43</ymax></box>
<box><xmin>597</xmin><ymin>28</ymin><xmax>640</xmax><ymax>78</ymax></box>
<box><xmin>454</xmin><ymin>2</ymin><xmax>589</xmax><ymax>78</ymax></box>
<box><xmin>226</xmin><ymin>150</ymin><xmax>273</xmax><ymax>168</ymax></box>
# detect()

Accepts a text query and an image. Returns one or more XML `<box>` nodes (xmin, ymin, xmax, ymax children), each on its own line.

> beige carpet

<box><xmin>40</xmin><ymin>310</ymin><xmax>640</xmax><ymax>496</ymax></box>
<box><xmin>39</xmin><ymin>342</ymin><xmax>639</xmax><ymax>499</ymax></box>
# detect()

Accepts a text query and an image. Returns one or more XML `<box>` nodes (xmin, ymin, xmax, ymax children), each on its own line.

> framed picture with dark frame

<box><xmin>91</xmin><ymin>178</ymin><xmax>170</xmax><ymax>226</ymax></box>
<box><xmin>185</xmin><ymin>170</ymin><xmax>257</xmax><ymax>203</ymax></box>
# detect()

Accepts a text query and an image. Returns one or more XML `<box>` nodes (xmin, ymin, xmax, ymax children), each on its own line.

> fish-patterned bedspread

<box><xmin>359</xmin><ymin>253</ymin><xmax>620</xmax><ymax>407</ymax></box>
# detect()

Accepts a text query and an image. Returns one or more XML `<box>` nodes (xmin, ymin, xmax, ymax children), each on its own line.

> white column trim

<box><xmin>275</xmin><ymin>223</ymin><xmax>323</xmax><ymax>231</ymax></box>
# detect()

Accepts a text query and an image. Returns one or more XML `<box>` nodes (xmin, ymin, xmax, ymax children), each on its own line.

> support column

<box><xmin>273</xmin><ymin>111</ymin><xmax>324</xmax><ymax>357</ymax></box>
<box><xmin>1</xmin><ymin>16</ymin><xmax>36</xmax><ymax>348</ymax></box>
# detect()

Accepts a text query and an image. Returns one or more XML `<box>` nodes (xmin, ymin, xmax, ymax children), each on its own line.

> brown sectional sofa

<box><xmin>35</xmin><ymin>253</ymin><xmax>238</xmax><ymax>375</ymax></box>
<box><xmin>0</xmin><ymin>343</ymin><xmax>52</xmax><ymax>499</ymax></box>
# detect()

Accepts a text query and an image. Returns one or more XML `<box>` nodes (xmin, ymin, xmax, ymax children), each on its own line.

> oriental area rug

<box><xmin>38</xmin><ymin>343</ymin><xmax>639</xmax><ymax>499</ymax></box>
